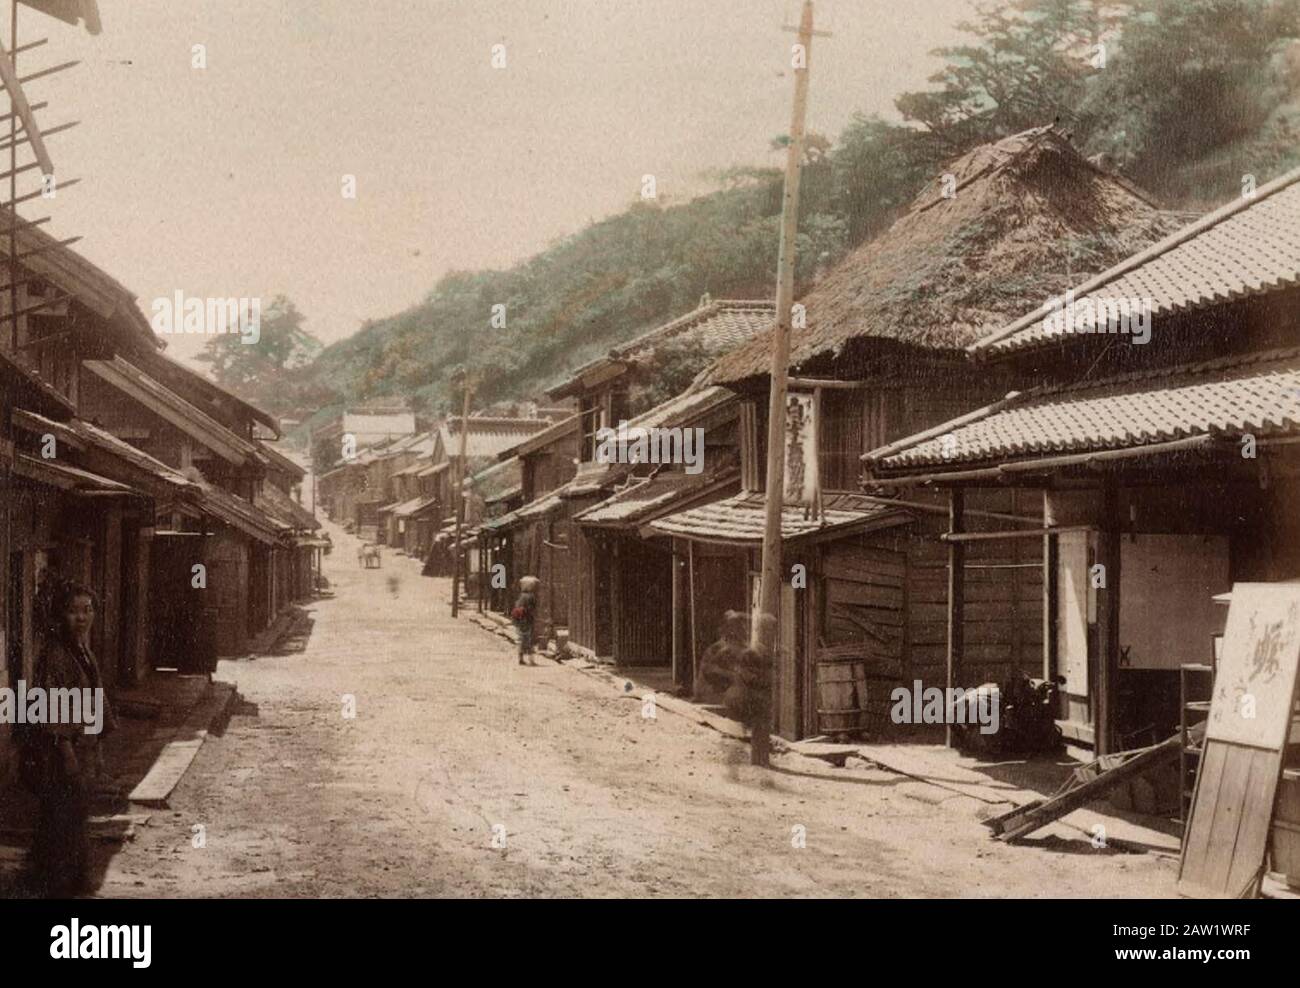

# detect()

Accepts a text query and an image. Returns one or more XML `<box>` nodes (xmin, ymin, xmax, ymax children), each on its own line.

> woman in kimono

<box><xmin>24</xmin><ymin>581</ymin><xmax>116</xmax><ymax>897</ymax></box>
<box><xmin>512</xmin><ymin>575</ymin><xmax>540</xmax><ymax>665</ymax></box>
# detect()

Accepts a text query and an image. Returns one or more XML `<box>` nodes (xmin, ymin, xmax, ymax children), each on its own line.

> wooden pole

<box><xmin>1095</xmin><ymin>479</ymin><xmax>1121</xmax><ymax>755</ymax></box>
<box><xmin>752</xmin><ymin>0</ymin><xmax>817</xmax><ymax>766</ymax></box>
<box><xmin>946</xmin><ymin>488</ymin><xmax>965</xmax><ymax>748</ymax></box>
<box><xmin>449</xmin><ymin>372</ymin><xmax>474</xmax><ymax>618</ymax></box>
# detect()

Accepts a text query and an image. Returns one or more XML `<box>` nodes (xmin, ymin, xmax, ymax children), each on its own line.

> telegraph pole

<box><xmin>752</xmin><ymin>0</ymin><xmax>820</xmax><ymax>767</ymax></box>
<box><xmin>449</xmin><ymin>368</ymin><xmax>475</xmax><ymax>618</ymax></box>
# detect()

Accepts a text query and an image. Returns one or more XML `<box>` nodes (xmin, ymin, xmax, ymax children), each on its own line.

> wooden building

<box><xmin>655</xmin><ymin>126</ymin><xmax>1184</xmax><ymax>741</ymax></box>
<box><xmin>863</xmin><ymin>165</ymin><xmax>1300</xmax><ymax>755</ymax></box>
<box><xmin>534</xmin><ymin>298</ymin><xmax>778</xmax><ymax>658</ymax></box>
<box><xmin>477</xmin><ymin>415</ymin><xmax>580</xmax><ymax>632</ymax></box>
<box><xmin>571</xmin><ymin>388</ymin><xmax>743</xmax><ymax>669</ymax></box>
<box><xmin>420</xmin><ymin>416</ymin><xmax>552</xmax><ymax>578</ymax></box>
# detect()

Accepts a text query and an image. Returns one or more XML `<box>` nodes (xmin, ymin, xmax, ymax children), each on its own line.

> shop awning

<box><xmin>12</xmin><ymin>408</ymin><xmax>199</xmax><ymax>502</ymax></box>
<box><xmin>575</xmin><ymin>469</ymin><xmax>739</xmax><ymax>528</ymax></box>
<box><xmin>12</xmin><ymin>454</ymin><xmax>140</xmax><ymax>496</ymax></box>
<box><xmin>647</xmin><ymin>491</ymin><xmax>910</xmax><ymax>546</ymax></box>
<box><xmin>255</xmin><ymin>482</ymin><xmax>320</xmax><ymax>531</ymax></box>
<box><xmin>393</xmin><ymin>494</ymin><xmax>438</xmax><ymax>518</ymax></box>
<box><xmin>480</xmin><ymin>490</ymin><xmax>565</xmax><ymax>532</ymax></box>
<box><xmin>198</xmin><ymin>483</ymin><xmax>285</xmax><ymax>545</ymax></box>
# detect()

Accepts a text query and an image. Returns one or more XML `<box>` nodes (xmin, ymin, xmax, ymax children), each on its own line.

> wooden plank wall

<box><xmin>559</xmin><ymin>516</ymin><xmax>613</xmax><ymax>656</ymax></box>
<box><xmin>905</xmin><ymin>489</ymin><xmax>1044</xmax><ymax>689</ymax></box>
<box><xmin>612</xmin><ymin>533</ymin><xmax>673</xmax><ymax>666</ymax></box>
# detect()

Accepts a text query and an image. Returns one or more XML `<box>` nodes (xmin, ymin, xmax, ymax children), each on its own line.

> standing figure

<box><xmin>512</xmin><ymin>575</ymin><xmax>540</xmax><ymax>666</ymax></box>
<box><xmin>22</xmin><ymin>581</ymin><xmax>117</xmax><ymax>897</ymax></box>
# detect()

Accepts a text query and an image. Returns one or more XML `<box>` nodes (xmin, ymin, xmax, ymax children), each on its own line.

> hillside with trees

<box><xmin>196</xmin><ymin>0</ymin><xmax>1300</xmax><ymax>439</ymax></box>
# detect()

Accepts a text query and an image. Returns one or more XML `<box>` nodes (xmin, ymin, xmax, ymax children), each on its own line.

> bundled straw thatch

<box><xmin>708</xmin><ymin>126</ymin><xmax>1182</xmax><ymax>385</ymax></box>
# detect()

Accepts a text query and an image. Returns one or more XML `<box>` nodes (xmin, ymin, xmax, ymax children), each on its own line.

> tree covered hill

<box><xmin>203</xmin><ymin>0</ymin><xmax>1300</xmax><ymax>442</ymax></box>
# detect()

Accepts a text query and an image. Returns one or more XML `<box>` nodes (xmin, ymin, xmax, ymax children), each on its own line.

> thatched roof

<box><xmin>707</xmin><ymin>126</ymin><xmax>1180</xmax><ymax>385</ymax></box>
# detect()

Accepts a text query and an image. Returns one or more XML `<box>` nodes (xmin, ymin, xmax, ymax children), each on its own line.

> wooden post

<box><xmin>753</xmin><ymin>0</ymin><xmax>818</xmax><ymax>767</ymax></box>
<box><xmin>1042</xmin><ymin>490</ymin><xmax>1055</xmax><ymax>683</ymax></box>
<box><xmin>450</xmin><ymin>371</ymin><xmax>474</xmax><ymax>618</ymax></box>
<box><xmin>946</xmin><ymin>487</ymin><xmax>965</xmax><ymax>748</ymax></box>
<box><xmin>1095</xmin><ymin>479</ymin><xmax>1121</xmax><ymax>756</ymax></box>
<box><xmin>101</xmin><ymin>506</ymin><xmax>122</xmax><ymax>686</ymax></box>
<box><xmin>671</xmin><ymin>543</ymin><xmax>683</xmax><ymax>688</ymax></box>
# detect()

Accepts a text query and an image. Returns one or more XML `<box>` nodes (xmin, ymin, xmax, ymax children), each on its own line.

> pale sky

<box><xmin>24</xmin><ymin>0</ymin><xmax>976</xmax><ymax>365</ymax></box>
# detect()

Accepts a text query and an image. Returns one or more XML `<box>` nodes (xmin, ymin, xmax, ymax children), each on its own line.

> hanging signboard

<box><xmin>783</xmin><ymin>391</ymin><xmax>819</xmax><ymax>513</ymax></box>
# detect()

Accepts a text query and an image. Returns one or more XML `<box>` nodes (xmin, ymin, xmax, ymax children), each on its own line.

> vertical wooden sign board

<box><xmin>1178</xmin><ymin>582</ymin><xmax>1300</xmax><ymax>897</ymax></box>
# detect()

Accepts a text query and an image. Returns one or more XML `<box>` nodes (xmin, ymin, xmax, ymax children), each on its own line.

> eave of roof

<box><xmin>83</xmin><ymin>356</ymin><xmax>260</xmax><ymax>465</ymax></box>
<box><xmin>1</xmin><ymin>351</ymin><xmax>75</xmax><ymax>419</ymax></box>
<box><xmin>647</xmin><ymin>491</ymin><xmax>911</xmax><ymax>546</ymax></box>
<box><xmin>547</xmin><ymin>299</ymin><xmax>776</xmax><ymax>400</ymax></box>
<box><xmin>12</xmin><ymin>454</ymin><xmax>140</xmax><ymax>495</ymax></box>
<box><xmin>972</xmin><ymin>166</ymin><xmax>1300</xmax><ymax>358</ymax></box>
<box><xmin>11</xmin><ymin>408</ymin><xmax>198</xmax><ymax>499</ymax></box>
<box><xmin>866</xmin><ymin>346</ymin><xmax>1300</xmax><ymax>475</ymax></box>
<box><xmin>133</xmin><ymin>348</ymin><xmax>281</xmax><ymax>437</ymax></box>
<box><xmin>496</xmin><ymin>413</ymin><xmax>581</xmax><ymax>461</ymax></box>
<box><xmin>574</xmin><ymin>468</ymin><xmax>740</xmax><ymax>528</ymax></box>
<box><xmin>199</xmin><ymin>483</ymin><xmax>285</xmax><ymax>544</ymax></box>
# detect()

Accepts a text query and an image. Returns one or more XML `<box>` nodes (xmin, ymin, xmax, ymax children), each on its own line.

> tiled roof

<box><xmin>974</xmin><ymin>167</ymin><xmax>1300</xmax><ymax>356</ymax></box>
<box><xmin>439</xmin><ymin>418</ymin><xmax>552</xmax><ymax>459</ymax></box>
<box><xmin>485</xmin><ymin>484</ymin><xmax>522</xmax><ymax>506</ymax></box>
<box><xmin>199</xmin><ymin>482</ymin><xmax>285</xmax><ymax>545</ymax></box>
<box><xmin>256</xmin><ymin>441</ymin><xmax>306</xmax><ymax>479</ymax></box>
<box><xmin>574</xmin><ymin>468</ymin><xmax>739</xmax><ymax>527</ymax></box>
<box><xmin>648</xmin><ymin>491</ymin><xmax>910</xmax><ymax>545</ymax></box>
<box><xmin>390</xmin><ymin>494</ymin><xmax>438</xmax><ymax>518</ymax></box>
<box><xmin>342</xmin><ymin>411</ymin><xmax>416</xmax><ymax>436</ymax></box>
<box><xmin>256</xmin><ymin>483</ymin><xmax>320</xmax><ymax>531</ymax></box>
<box><xmin>480</xmin><ymin>490</ymin><xmax>566</xmax><ymax>532</ymax></box>
<box><xmin>496</xmin><ymin>413</ymin><xmax>580</xmax><ymax>461</ymax></box>
<box><xmin>868</xmin><ymin>347</ymin><xmax>1300</xmax><ymax>471</ymax></box>
<box><xmin>549</xmin><ymin>298</ymin><xmax>775</xmax><ymax>398</ymax></box>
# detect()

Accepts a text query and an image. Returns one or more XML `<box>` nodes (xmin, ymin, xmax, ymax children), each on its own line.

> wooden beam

<box><xmin>990</xmin><ymin>729</ymin><xmax>1191</xmax><ymax>841</ymax></box>
<box><xmin>941</xmin><ymin>524</ymin><xmax>1097</xmax><ymax>542</ymax></box>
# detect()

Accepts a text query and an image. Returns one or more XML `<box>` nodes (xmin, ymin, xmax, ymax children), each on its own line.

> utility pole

<box><xmin>449</xmin><ymin>368</ymin><xmax>475</xmax><ymax>618</ymax></box>
<box><xmin>752</xmin><ymin>0</ymin><xmax>820</xmax><ymax>767</ymax></box>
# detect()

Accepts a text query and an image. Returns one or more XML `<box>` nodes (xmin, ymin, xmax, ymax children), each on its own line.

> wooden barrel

<box><xmin>816</xmin><ymin>659</ymin><xmax>868</xmax><ymax>735</ymax></box>
<box><xmin>1273</xmin><ymin>769</ymin><xmax>1300</xmax><ymax>888</ymax></box>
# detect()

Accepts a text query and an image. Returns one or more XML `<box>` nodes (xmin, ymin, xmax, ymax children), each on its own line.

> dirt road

<box><xmin>96</xmin><ymin>526</ymin><xmax>1177</xmax><ymax>898</ymax></box>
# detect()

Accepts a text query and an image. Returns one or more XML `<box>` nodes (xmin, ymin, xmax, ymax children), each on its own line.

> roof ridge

<box><xmin>609</xmin><ymin>297</ymin><xmax>776</xmax><ymax>360</ymax></box>
<box><xmin>973</xmin><ymin>165</ymin><xmax>1300</xmax><ymax>353</ymax></box>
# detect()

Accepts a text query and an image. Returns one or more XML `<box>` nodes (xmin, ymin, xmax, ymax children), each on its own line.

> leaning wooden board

<box><xmin>1178</xmin><ymin>583</ymin><xmax>1300</xmax><ymax>898</ymax></box>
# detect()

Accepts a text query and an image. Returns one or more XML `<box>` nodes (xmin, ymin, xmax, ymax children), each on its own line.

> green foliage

<box><xmin>234</xmin><ymin>0</ymin><xmax>1300</xmax><ymax>432</ymax></box>
<box><xmin>195</xmin><ymin>295</ymin><xmax>333</xmax><ymax>418</ymax></box>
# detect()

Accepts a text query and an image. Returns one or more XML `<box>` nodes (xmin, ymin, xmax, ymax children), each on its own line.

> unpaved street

<box><xmin>95</xmin><ymin>526</ymin><xmax>1177</xmax><ymax>898</ymax></box>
